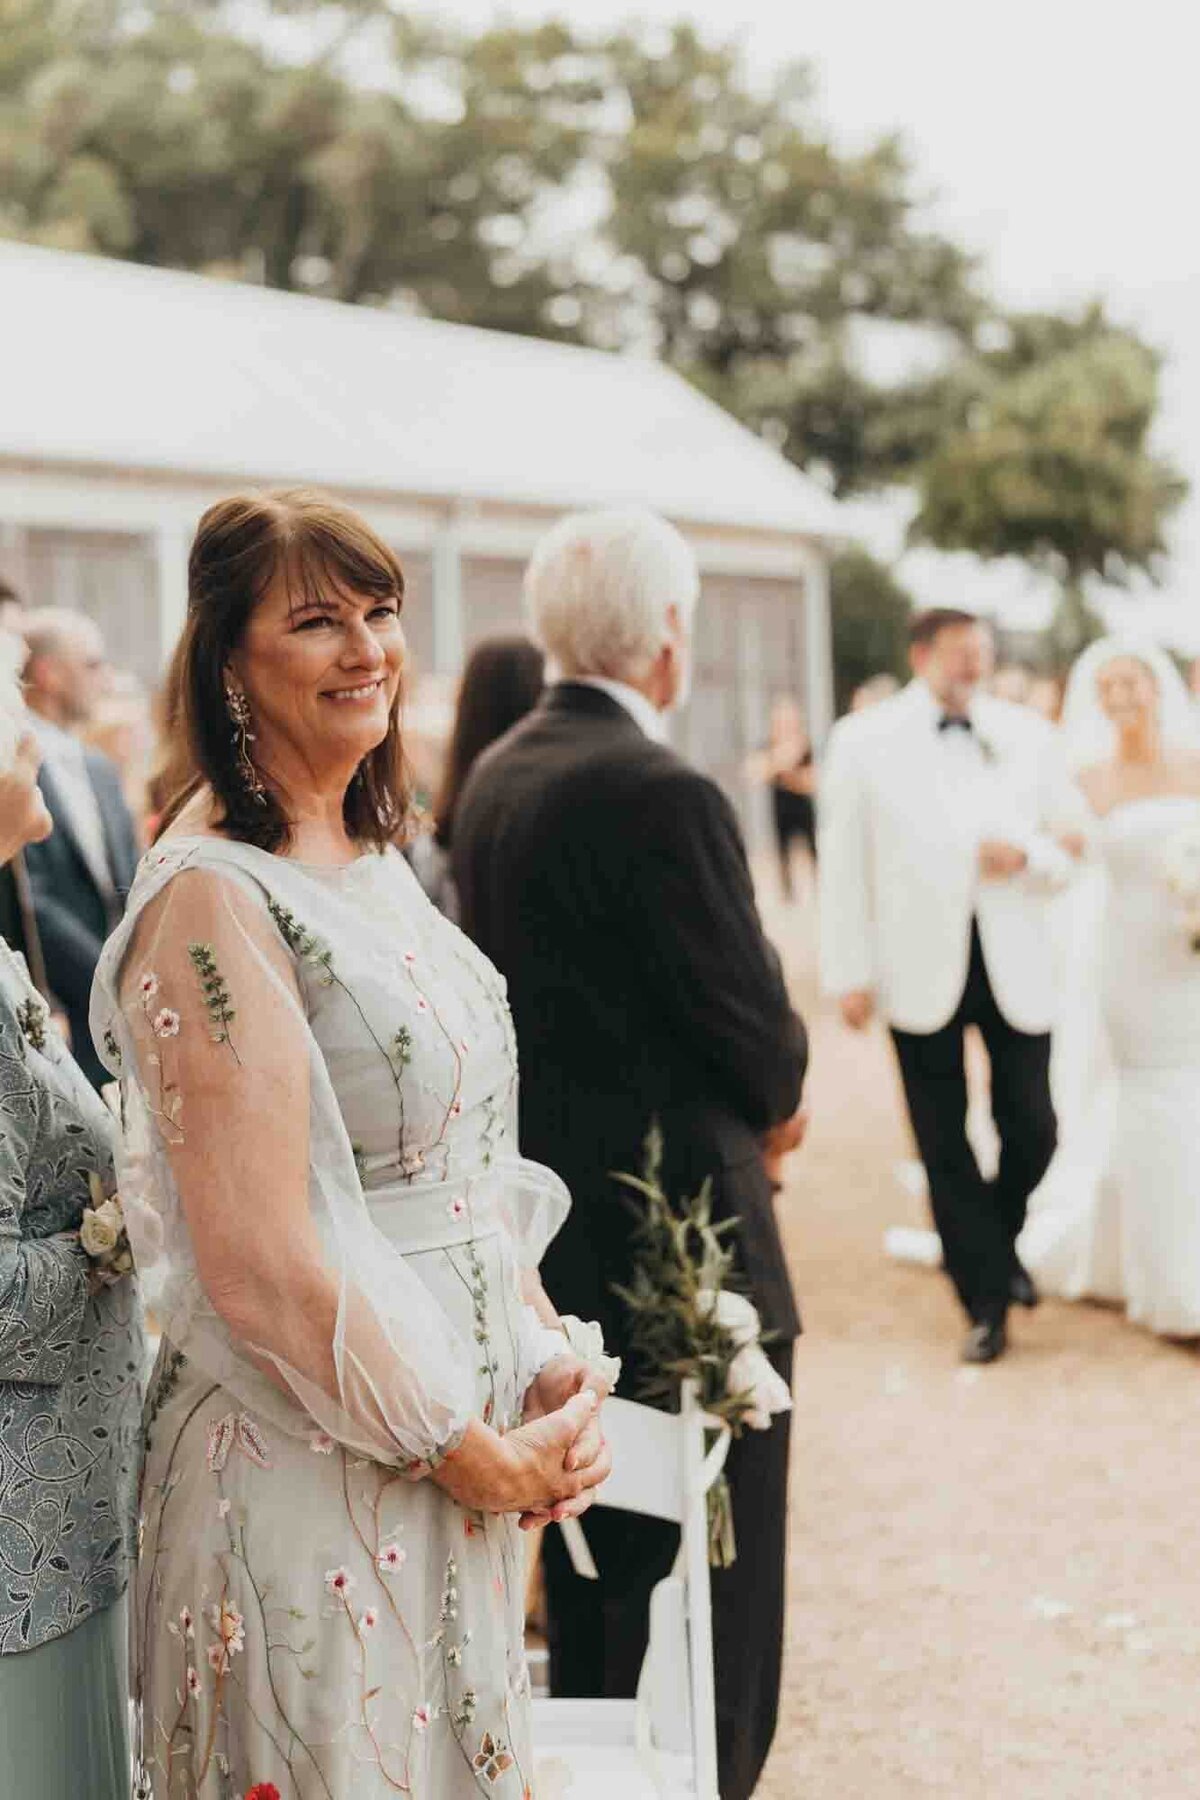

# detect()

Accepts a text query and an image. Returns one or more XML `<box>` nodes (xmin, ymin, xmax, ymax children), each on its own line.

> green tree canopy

<box><xmin>910</xmin><ymin>306</ymin><xmax>1187</xmax><ymax>657</ymax></box>
<box><xmin>829</xmin><ymin>547</ymin><xmax>913</xmax><ymax>712</ymax></box>
<box><xmin>0</xmin><ymin>0</ymin><xmax>1186</xmax><ymax>649</ymax></box>
<box><xmin>0</xmin><ymin>1</ymin><xmax>591</xmax><ymax>326</ymax></box>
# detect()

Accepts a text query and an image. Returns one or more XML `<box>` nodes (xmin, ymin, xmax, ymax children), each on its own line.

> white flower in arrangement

<box><xmin>186</xmin><ymin>1667</ymin><xmax>201</xmax><ymax>1697</ymax></box>
<box><xmin>359</xmin><ymin>1607</ymin><xmax>379</xmax><ymax>1632</ymax></box>
<box><xmin>412</xmin><ymin>1703</ymin><xmax>433</xmax><ymax>1732</ymax></box>
<box><xmin>139</xmin><ymin>972</ymin><xmax>160</xmax><ymax>1002</ymax></box>
<box><xmin>558</xmin><ymin>1315</ymin><xmax>623</xmax><ymax>1390</ymax></box>
<box><xmin>325</xmin><ymin>1566</ymin><xmax>356</xmax><ymax>1598</ymax></box>
<box><xmin>309</xmin><ymin>1431</ymin><xmax>335</xmax><ymax>1455</ymax></box>
<box><xmin>378</xmin><ymin>1543</ymin><xmax>407</xmax><ymax>1572</ymax></box>
<box><xmin>153</xmin><ymin>1007</ymin><xmax>181</xmax><ymax>1039</ymax></box>
<box><xmin>80</xmin><ymin>1199</ymin><xmax>123</xmax><ymax>1258</ymax></box>
<box><xmin>697</xmin><ymin>1289</ymin><xmax>792</xmax><ymax>1432</ymax></box>
<box><xmin>80</xmin><ymin>1177</ymin><xmax>134</xmax><ymax>1279</ymax></box>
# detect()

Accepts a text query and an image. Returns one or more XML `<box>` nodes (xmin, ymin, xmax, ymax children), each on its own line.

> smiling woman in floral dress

<box><xmin>92</xmin><ymin>490</ymin><xmax>613</xmax><ymax>1800</ymax></box>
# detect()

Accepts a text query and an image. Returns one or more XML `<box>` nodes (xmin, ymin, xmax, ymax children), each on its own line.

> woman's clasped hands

<box><xmin>434</xmin><ymin>1353</ymin><xmax>613</xmax><ymax>1530</ymax></box>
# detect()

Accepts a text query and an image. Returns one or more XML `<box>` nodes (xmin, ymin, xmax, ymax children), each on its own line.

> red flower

<box><xmin>246</xmin><ymin>1786</ymin><xmax>281</xmax><ymax>1800</ymax></box>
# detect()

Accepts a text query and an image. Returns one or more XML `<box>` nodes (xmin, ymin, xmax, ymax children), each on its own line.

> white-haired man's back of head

<box><xmin>524</xmin><ymin>507</ymin><xmax>699</xmax><ymax>686</ymax></box>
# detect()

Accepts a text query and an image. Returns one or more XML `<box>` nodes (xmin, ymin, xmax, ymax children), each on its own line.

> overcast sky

<box><xmin>432</xmin><ymin>0</ymin><xmax>1200</xmax><ymax>647</ymax></box>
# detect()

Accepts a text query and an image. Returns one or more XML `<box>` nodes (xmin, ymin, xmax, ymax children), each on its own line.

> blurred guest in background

<box><xmin>19</xmin><ymin>609</ymin><xmax>139</xmax><ymax>1086</ymax></box>
<box><xmin>0</xmin><ymin>577</ymin><xmax>27</xmax><ymax>637</ymax></box>
<box><xmin>745</xmin><ymin>695</ymin><xmax>817</xmax><ymax>903</ymax></box>
<box><xmin>409</xmin><ymin>633</ymin><xmax>544</xmax><ymax>918</ymax></box>
<box><xmin>849</xmin><ymin>671</ymin><xmax>901</xmax><ymax>712</ymax></box>
<box><xmin>991</xmin><ymin>662</ymin><xmax>1035</xmax><ymax>705</ymax></box>
<box><xmin>0</xmin><ymin>592</ymin><xmax>45</xmax><ymax>990</ymax></box>
<box><xmin>401</xmin><ymin>666</ymin><xmax>458</xmax><ymax>813</ymax></box>
<box><xmin>454</xmin><ymin>507</ymin><xmax>807</xmax><ymax>1800</ymax></box>
<box><xmin>1029</xmin><ymin>674</ymin><xmax>1064</xmax><ymax>722</ymax></box>
<box><xmin>0</xmin><ymin>654</ymin><xmax>143</xmax><ymax>1800</ymax></box>
<box><xmin>84</xmin><ymin>669</ymin><xmax>155</xmax><ymax>828</ymax></box>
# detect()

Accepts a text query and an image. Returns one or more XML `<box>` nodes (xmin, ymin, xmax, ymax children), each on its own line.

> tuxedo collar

<box><xmin>572</xmin><ymin>676</ymin><xmax>668</xmax><ymax>742</ymax></box>
<box><xmin>909</xmin><ymin>679</ymin><xmax>985</xmax><ymax>733</ymax></box>
<box><xmin>540</xmin><ymin>681</ymin><xmax>655</xmax><ymax>735</ymax></box>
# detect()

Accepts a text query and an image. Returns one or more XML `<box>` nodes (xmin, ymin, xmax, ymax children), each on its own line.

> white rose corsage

<box><xmin>79</xmin><ymin>1174</ymin><xmax>134</xmax><ymax>1286</ymax></box>
<box><xmin>697</xmin><ymin>1288</ymin><xmax>791</xmax><ymax>1430</ymax></box>
<box><xmin>557</xmin><ymin>1315</ymin><xmax>623</xmax><ymax>1391</ymax></box>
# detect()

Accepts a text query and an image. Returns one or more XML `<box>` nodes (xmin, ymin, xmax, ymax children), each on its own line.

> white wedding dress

<box><xmin>1025</xmin><ymin>794</ymin><xmax>1200</xmax><ymax>1335</ymax></box>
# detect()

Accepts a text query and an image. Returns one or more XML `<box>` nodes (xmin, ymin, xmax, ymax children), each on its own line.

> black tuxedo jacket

<box><xmin>453</xmin><ymin>682</ymin><xmax>807</xmax><ymax>1349</ymax></box>
<box><xmin>23</xmin><ymin>749</ymin><xmax>139</xmax><ymax>1086</ymax></box>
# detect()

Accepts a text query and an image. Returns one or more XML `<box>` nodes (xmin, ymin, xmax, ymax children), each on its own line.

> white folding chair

<box><xmin>532</xmin><ymin>1379</ymin><xmax>730</xmax><ymax>1800</ymax></box>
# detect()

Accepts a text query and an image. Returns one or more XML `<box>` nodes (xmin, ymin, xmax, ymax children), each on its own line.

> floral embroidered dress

<box><xmin>92</xmin><ymin>838</ymin><xmax>571</xmax><ymax>1800</ymax></box>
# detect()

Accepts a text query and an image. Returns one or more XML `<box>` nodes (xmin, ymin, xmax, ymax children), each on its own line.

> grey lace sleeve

<box><xmin>0</xmin><ymin>1012</ymin><xmax>88</xmax><ymax>1384</ymax></box>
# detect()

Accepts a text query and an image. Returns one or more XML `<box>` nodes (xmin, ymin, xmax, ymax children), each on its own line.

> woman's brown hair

<box><xmin>156</xmin><ymin>489</ymin><xmax>410</xmax><ymax>851</ymax></box>
<box><xmin>433</xmin><ymin>636</ymin><xmax>544</xmax><ymax>849</ymax></box>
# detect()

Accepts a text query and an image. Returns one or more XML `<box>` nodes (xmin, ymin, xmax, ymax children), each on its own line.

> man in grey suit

<box><xmin>20</xmin><ymin>610</ymin><xmax>139</xmax><ymax>1087</ymax></box>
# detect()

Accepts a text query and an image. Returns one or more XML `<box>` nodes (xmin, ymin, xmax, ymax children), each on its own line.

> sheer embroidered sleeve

<box><xmin>95</xmin><ymin>860</ymin><xmax>475</xmax><ymax>1467</ymax></box>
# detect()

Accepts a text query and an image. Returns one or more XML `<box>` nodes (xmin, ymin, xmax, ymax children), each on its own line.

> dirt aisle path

<box><xmin>756</xmin><ymin>897</ymin><xmax>1200</xmax><ymax>1799</ymax></box>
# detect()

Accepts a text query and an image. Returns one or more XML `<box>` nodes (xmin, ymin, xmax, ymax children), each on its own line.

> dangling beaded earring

<box><xmin>224</xmin><ymin>683</ymin><xmax>267</xmax><ymax>805</ymax></box>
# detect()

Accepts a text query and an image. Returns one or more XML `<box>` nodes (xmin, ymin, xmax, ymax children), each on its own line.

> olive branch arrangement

<box><xmin>612</xmin><ymin>1122</ymin><xmax>756</xmax><ymax>1566</ymax></box>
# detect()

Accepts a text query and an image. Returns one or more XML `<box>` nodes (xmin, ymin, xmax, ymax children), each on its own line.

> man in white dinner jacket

<box><xmin>819</xmin><ymin>608</ymin><xmax>1084</xmax><ymax>1362</ymax></box>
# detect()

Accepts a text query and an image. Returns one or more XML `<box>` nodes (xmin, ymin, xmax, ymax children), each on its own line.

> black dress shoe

<box><xmin>1010</xmin><ymin>1264</ymin><xmax>1040</xmax><ymax>1310</ymax></box>
<box><xmin>962</xmin><ymin>1317</ymin><xmax>1008</xmax><ymax>1364</ymax></box>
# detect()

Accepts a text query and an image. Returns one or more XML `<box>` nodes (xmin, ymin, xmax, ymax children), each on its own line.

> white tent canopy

<box><xmin>0</xmin><ymin>241</ymin><xmax>837</xmax><ymax>540</ymax></box>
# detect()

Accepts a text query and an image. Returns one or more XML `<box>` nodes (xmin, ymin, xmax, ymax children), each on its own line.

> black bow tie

<box><xmin>938</xmin><ymin>714</ymin><xmax>974</xmax><ymax>735</ymax></box>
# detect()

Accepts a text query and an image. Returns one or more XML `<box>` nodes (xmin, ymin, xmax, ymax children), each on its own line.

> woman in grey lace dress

<box><xmin>0</xmin><ymin>671</ymin><xmax>144</xmax><ymax>1797</ymax></box>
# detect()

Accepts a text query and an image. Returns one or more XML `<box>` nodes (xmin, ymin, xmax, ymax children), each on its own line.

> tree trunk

<box><xmin>1048</xmin><ymin>575</ymin><xmax>1104</xmax><ymax>668</ymax></box>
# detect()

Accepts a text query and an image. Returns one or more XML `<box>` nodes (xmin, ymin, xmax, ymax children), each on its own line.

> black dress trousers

<box><xmin>891</xmin><ymin>921</ymin><xmax>1057</xmax><ymax>1323</ymax></box>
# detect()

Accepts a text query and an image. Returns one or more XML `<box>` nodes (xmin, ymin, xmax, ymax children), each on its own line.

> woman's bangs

<box><xmin>278</xmin><ymin>520</ymin><xmax>405</xmax><ymax>619</ymax></box>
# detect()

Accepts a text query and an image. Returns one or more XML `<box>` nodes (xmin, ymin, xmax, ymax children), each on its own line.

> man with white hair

<box><xmin>454</xmin><ymin>507</ymin><xmax>807</xmax><ymax>1800</ymax></box>
<box><xmin>20</xmin><ymin>608</ymin><xmax>139</xmax><ymax>1086</ymax></box>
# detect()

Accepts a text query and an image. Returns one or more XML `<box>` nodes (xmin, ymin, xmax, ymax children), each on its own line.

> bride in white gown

<box><xmin>1023</xmin><ymin>638</ymin><xmax>1200</xmax><ymax>1336</ymax></box>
